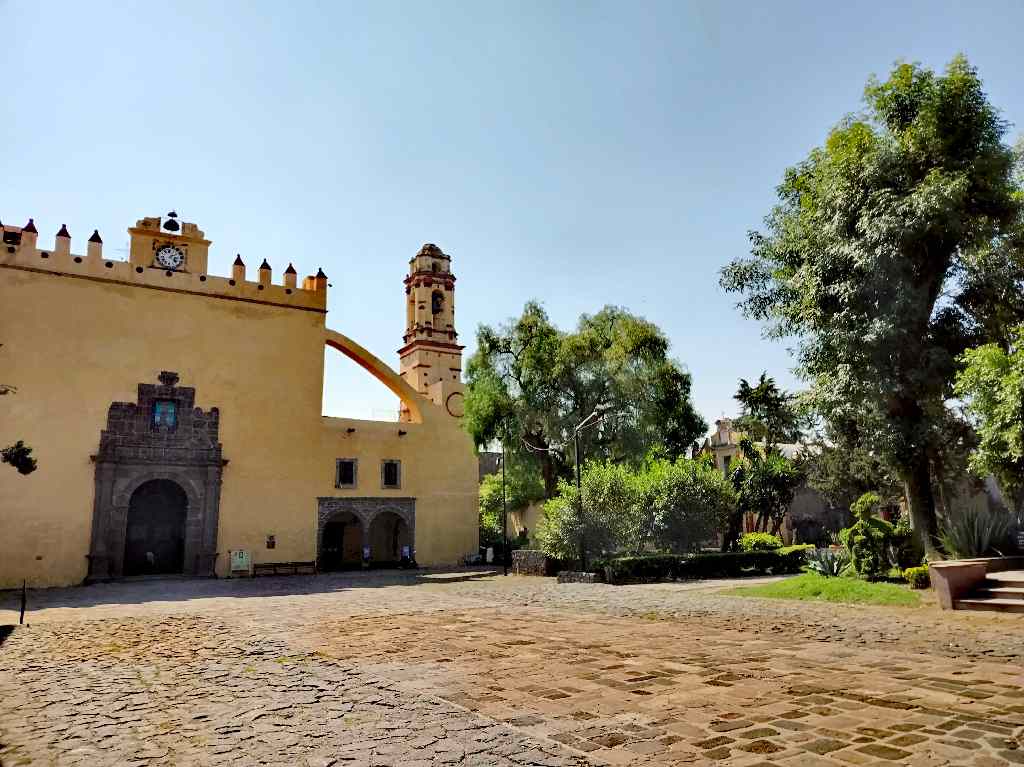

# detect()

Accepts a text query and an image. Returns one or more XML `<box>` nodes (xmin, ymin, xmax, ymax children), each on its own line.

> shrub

<box><xmin>888</xmin><ymin>514</ymin><xmax>922</xmax><ymax>570</ymax></box>
<box><xmin>537</xmin><ymin>462</ymin><xmax>645</xmax><ymax>563</ymax></box>
<box><xmin>600</xmin><ymin>545</ymin><xmax>812</xmax><ymax>584</ymax></box>
<box><xmin>903</xmin><ymin>565</ymin><xmax>930</xmax><ymax>589</ymax></box>
<box><xmin>805</xmin><ymin>547</ymin><xmax>850</xmax><ymax>577</ymax></box>
<box><xmin>839</xmin><ymin>496</ymin><xmax>898</xmax><ymax>580</ymax></box>
<box><xmin>648</xmin><ymin>458</ymin><xmax>737</xmax><ymax>553</ymax></box>
<box><xmin>537</xmin><ymin>457</ymin><xmax>737</xmax><ymax>564</ymax></box>
<box><xmin>938</xmin><ymin>507</ymin><xmax>1013</xmax><ymax>559</ymax></box>
<box><xmin>739</xmin><ymin>532</ymin><xmax>783</xmax><ymax>552</ymax></box>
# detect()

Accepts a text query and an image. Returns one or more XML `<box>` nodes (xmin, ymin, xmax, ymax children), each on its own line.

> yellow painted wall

<box><xmin>0</xmin><ymin>228</ymin><xmax>478</xmax><ymax>588</ymax></box>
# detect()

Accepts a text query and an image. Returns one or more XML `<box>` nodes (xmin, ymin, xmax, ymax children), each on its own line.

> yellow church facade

<box><xmin>0</xmin><ymin>213</ymin><xmax>479</xmax><ymax>588</ymax></box>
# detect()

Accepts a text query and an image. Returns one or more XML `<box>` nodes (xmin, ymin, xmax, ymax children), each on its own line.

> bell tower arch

<box><xmin>398</xmin><ymin>244</ymin><xmax>465</xmax><ymax>421</ymax></box>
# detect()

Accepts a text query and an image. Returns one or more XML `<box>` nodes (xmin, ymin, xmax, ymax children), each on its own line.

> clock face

<box><xmin>155</xmin><ymin>245</ymin><xmax>185</xmax><ymax>270</ymax></box>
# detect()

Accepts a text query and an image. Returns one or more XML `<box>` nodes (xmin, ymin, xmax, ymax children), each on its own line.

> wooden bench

<box><xmin>252</xmin><ymin>561</ymin><xmax>317</xmax><ymax>577</ymax></box>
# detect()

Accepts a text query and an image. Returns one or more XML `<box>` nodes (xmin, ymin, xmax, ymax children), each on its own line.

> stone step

<box><xmin>984</xmin><ymin>570</ymin><xmax>1024</xmax><ymax>584</ymax></box>
<box><xmin>975</xmin><ymin>585</ymin><xmax>1024</xmax><ymax>598</ymax></box>
<box><xmin>955</xmin><ymin>597</ymin><xmax>1024</xmax><ymax>613</ymax></box>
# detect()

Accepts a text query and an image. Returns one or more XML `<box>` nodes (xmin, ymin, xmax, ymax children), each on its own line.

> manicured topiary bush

<box><xmin>839</xmin><ymin>492</ymin><xmax>898</xmax><ymax>580</ymax></box>
<box><xmin>739</xmin><ymin>532</ymin><xmax>784</xmax><ymax>552</ymax></box>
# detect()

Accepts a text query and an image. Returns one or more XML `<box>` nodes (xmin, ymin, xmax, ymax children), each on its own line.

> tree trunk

<box><xmin>540</xmin><ymin>454</ymin><xmax>558</xmax><ymax>500</ymax></box>
<box><xmin>905</xmin><ymin>456</ymin><xmax>942</xmax><ymax>560</ymax></box>
<box><xmin>721</xmin><ymin>510</ymin><xmax>742</xmax><ymax>552</ymax></box>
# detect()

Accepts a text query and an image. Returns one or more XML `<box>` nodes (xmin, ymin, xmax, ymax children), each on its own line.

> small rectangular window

<box><xmin>336</xmin><ymin>459</ymin><xmax>357</xmax><ymax>488</ymax></box>
<box><xmin>382</xmin><ymin>459</ymin><xmax>401</xmax><ymax>489</ymax></box>
<box><xmin>152</xmin><ymin>400</ymin><xmax>177</xmax><ymax>429</ymax></box>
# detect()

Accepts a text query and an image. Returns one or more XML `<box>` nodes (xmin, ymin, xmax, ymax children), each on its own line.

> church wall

<box><xmin>0</xmin><ymin>263</ymin><xmax>326</xmax><ymax>588</ymax></box>
<box><xmin>1</xmin><ymin>239</ymin><xmax>479</xmax><ymax>588</ymax></box>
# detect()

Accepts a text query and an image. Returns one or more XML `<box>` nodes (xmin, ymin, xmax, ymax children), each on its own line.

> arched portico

<box><xmin>317</xmin><ymin>497</ymin><xmax>415</xmax><ymax>569</ymax></box>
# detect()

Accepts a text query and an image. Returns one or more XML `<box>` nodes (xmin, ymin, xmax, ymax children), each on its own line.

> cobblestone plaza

<box><xmin>1</xmin><ymin>572</ymin><xmax>1023</xmax><ymax>766</ymax></box>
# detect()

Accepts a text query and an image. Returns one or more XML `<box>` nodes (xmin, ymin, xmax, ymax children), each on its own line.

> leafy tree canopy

<box><xmin>734</xmin><ymin>372</ymin><xmax>803</xmax><ymax>446</ymax></box>
<box><xmin>956</xmin><ymin>324</ymin><xmax>1024</xmax><ymax>511</ymax></box>
<box><xmin>720</xmin><ymin>56</ymin><xmax>1024</xmax><ymax>557</ymax></box>
<box><xmin>463</xmin><ymin>302</ymin><xmax>706</xmax><ymax>497</ymax></box>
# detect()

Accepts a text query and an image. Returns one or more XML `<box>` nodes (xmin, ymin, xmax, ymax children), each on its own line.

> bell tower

<box><xmin>398</xmin><ymin>244</ymin><xmax>464</xmax><ymax>421</ymax></box>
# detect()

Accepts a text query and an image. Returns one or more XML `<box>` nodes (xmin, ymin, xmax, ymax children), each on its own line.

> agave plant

<box><xmin>805</xmin><ymin>547</ymin><xmax>850</xmax><ymax>577</ymax></box>
<box><xmin>938</xmin><ymin>507</ymin><xmax>1012</xmax><ymax>559</ymax></box>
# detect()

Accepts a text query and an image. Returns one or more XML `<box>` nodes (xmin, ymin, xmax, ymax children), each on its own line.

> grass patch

<box><xmin>725</xmin><ymin>573</ymin><xmax>920</xmax><ymax>606</ymax></box>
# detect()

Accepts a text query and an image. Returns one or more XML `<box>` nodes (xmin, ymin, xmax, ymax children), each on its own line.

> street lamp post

<box><xmin>519</xmin><ymin>403</ymin><xmax>614</xmax><ymax>575</ymax></box>
<box><xmin>500</xmin><ymin>448</ymin><xmax>508</xmax><ymax>576</ymax></box>
<box><xmin>573</xmin><ymin>403</ymin><xmax>614</xmax><ymax>573</ymax></box>
<box><xmin>575</xmin><ymin>428</ymin><xmax>585</xmax><ymax>571</ymax></box>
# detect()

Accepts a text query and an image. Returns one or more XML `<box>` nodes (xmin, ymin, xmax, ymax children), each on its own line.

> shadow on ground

<box><xmin>0</xmin><ymin>568</ymin><xmax>499</xmax><ymax>619</ymax></box>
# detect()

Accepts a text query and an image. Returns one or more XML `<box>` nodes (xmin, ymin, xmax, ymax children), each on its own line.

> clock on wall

<box><xmin>154</xmin><ymin>245</ymin><xmax>185</xmax><ymax>270</ymax></box>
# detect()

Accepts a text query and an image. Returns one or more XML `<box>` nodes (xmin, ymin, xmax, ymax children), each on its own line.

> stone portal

<box><xmin>87</xmin><ymin>372</ymin><xmax>225</xmax><ymax>581</ymax></box>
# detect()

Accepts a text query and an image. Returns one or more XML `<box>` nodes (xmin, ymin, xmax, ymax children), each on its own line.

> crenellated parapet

<box><xmin>0</xmin><ymin>215</ymin><xmax>328</xmax><ymax>313</ymax></box>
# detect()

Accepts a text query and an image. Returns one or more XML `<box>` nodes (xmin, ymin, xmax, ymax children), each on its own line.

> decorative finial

<box><xmin>233</xmin><ymin>254</ymin><xmax>244</xmax><ymax>266</ymax></box>
<box><xmin>284</xmin><ymin>263</ymin><xmax>297</xmax><ymax>275</ymax></box>
<box><xmin>316</xmin><ymin>267</ymin><xmax>327</xmax><ymax>279</ymax></box>
<box><xmin>56</xmin><ymin>224</ymin><xmax>70</xmax><ymax>238</ymax></box>
<box><xmin>157</xmin><ymin>371</ymin><xmax>180</xmax><ymax>387</ymax></box>
<box><xmin>23</xmin><ymin>218</ymin><xmax>37</xmax><ymax>233</ymax></box>
<box><xmin>259</xmin><ymin>259</ymin><xmax>271</xmax><ymax>270</ymax></box>
<box><xmin>88</xmin><ymin>229</ymin><xmax>103</xmax><ymax>243</ymax></box>
<box><xmin>163</xmin><ymin>211</ymin><xmax>180</xmax><ymax>233</ymax></box>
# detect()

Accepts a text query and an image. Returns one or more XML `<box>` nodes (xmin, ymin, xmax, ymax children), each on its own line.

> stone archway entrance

<box><xmin>124</xmin><ymin>479</ymin><xmax>188</xmax><ymax>576</ymax></box>
<box><xmin>369</xmin><ymin>511</ymin><xmax>412</xmax><ymax>565</ymax></box>
<box><xmin>320</xmin><ymin>510</ymin><xmax>364</xmax><ymax>571</ymax></box>
<box><xmin>87</xmin><ymin>371</ymin><xmax>226</xmax><ymax>582</ymax></box>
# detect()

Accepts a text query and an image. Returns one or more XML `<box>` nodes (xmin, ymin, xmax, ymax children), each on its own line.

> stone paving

<box><xmin>1</xmin><ymin>571</ymin><xmax>1023</xmax><ymax>766</ymax></box>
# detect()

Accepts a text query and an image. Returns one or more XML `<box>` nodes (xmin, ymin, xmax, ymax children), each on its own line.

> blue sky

<box><xmin>3</xmin><ymin>1</ymin><xmax>1022</xmax><ymax>427</ymax></box>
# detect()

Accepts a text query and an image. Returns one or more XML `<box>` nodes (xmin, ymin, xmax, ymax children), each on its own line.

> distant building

<box><xmin>695</xmin><ymin>418</ymin><xmax>847</xmax><ymax>544</ymax></box>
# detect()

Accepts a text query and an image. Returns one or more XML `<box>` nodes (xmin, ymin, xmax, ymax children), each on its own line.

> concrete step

<box><xmin>984</xmin><ymin>570</ymin><xmax>1024</xmax><ymax>584</ymax></box>
<box><xmin>955</xmin><ymin>597</ymin><xmax>1024</xmax><ymax>613</ymax></box>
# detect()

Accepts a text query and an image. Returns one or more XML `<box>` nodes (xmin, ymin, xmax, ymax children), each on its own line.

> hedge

<box><xmin>599</xmin><ymin>545</ymin><xmax>813</xmax><ymax>584</ymax></box>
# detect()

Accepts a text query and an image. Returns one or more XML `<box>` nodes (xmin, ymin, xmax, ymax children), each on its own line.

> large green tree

<box><xmin>734</xmin><ymin>372</ymin><xmax>802</xmax><ymax>446</ymax></box>
<box><xmin>955</xmin><ymin>325</ymin><xmax>1024</xmax><ymax>513</ymax></box>
<box><xmin>721</xmin><ymin>56</ymin><xmax>1023</xmax><ymax>558</ymax></box>
<box><xmin>464</xmin><ymin>302</ymin><xmax>706</xmax><ymax>498</ymax></box>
